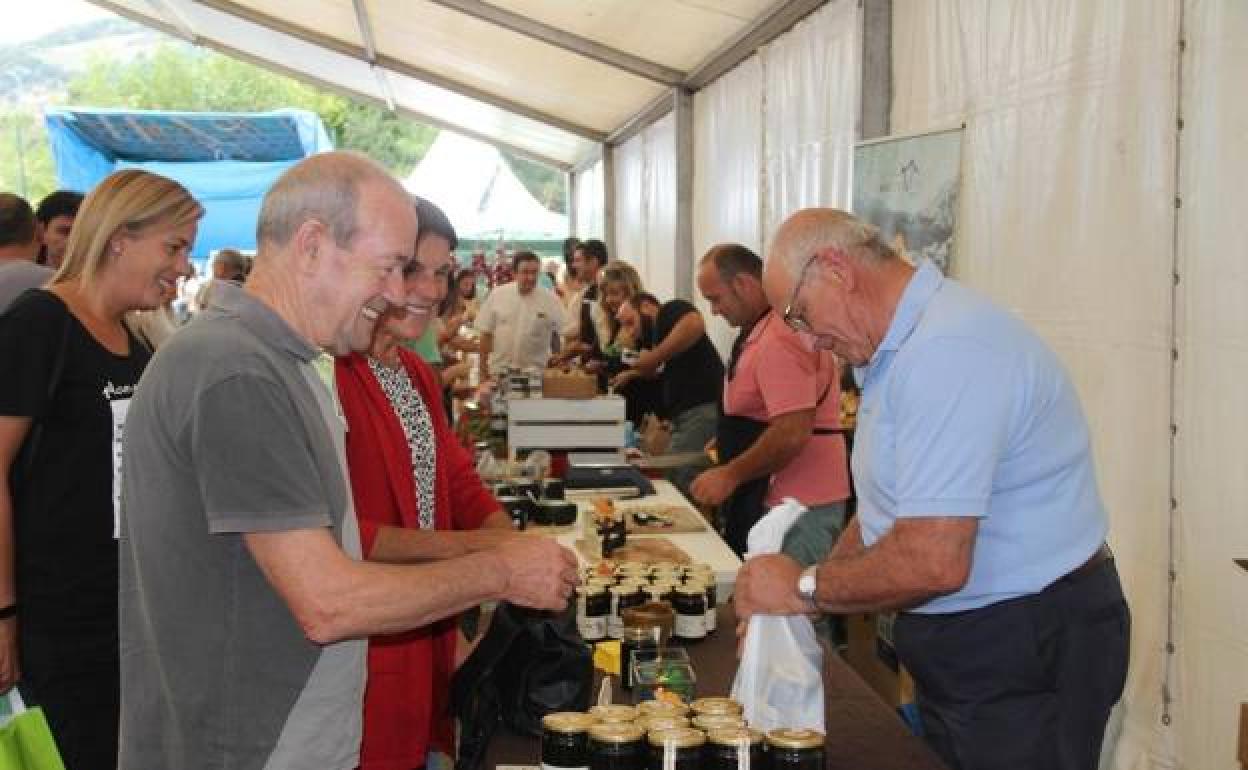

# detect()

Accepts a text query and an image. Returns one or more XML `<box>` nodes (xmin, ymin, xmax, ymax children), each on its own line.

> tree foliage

<box><xmin>4</xmin><ymin>40</ymin><xmax>566</xmax><ymax>214</ymax></box>
<box><xmin>66</xmin><ymin>44</ymin><xmax>438</xmax><ymax>177</ymax></box>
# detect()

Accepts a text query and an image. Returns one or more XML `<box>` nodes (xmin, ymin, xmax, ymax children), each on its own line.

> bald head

<box><xmin>768</xmin><ymin>208</ymin><xmax>896</xmax><ymax>277</ymax></box>
<box><xmin>256</xmin><ymin>151</ymin><xmax>407</xmax><ymax>255</ymax></box>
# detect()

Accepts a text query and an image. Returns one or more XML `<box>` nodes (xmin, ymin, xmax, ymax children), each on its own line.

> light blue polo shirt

<box><xmin>852</xmin><ymin>260</ymin><xmax>1107</xmax><ymax>613</ymax></box>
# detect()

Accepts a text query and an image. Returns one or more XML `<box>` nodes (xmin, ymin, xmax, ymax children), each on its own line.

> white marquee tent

<box><xmin>82</xmin><ymin>1</ymin><xmax>1248</xmax><ymax>768</ymax></box>
<box><xmin>403</xmin><ymin>130</ymin><xmax>567</xmax><ymax>242</ymax></box>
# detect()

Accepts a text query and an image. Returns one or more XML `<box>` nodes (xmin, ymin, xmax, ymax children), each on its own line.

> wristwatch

<box><xmin>797</xmin><ymin>565</ymin><xmax>819</xmax><ymax>608</ymax></box>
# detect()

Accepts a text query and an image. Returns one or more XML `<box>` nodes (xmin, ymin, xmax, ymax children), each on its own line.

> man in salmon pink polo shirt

<box><xmin>690</xmin><ymin>243</ymin><xmax>850</xmax><ymax>563</ymax></box>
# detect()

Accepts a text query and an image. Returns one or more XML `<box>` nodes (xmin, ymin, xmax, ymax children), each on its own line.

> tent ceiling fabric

<box><xmin>87</xmin><ymin>0</ymin><xmax>799</xmax><ymax>169</ymax></box>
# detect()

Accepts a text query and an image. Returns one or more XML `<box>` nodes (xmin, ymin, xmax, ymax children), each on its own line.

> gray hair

<box><xmin>256</xmin><ymin>151</ymin><xmax>397</xmax><ymax>250</ymax></box>
<box><xmin>768</xmin><ymin>208</ymin><xmax>897</xmax><ymax>275</ymax></box>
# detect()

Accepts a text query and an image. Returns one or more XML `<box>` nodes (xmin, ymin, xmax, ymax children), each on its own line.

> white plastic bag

<box><xmin>730</xmin><ymin>498</ymin><xmax>825</xmax><ymax>733</ymax></box>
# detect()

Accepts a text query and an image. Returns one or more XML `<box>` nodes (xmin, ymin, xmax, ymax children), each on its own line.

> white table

<box><xmin>557</xmin><ymin>479</ymin><xmax>743</xmax><ymax>603</ymax></box>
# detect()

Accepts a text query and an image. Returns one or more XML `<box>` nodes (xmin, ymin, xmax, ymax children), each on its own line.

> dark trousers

<box><xmin>894</xmin><ymin>560</ymin><xmax>1130</xmax><ymax>770</ymax></box>
<box><xmin>18</xmin><ymin>624</ymin><xmax>119</xmax><ymax>770</ymax></box>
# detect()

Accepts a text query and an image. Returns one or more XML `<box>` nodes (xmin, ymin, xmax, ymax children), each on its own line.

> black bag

<box><xmin>451</xmin><ymin>602</ymin><xmax>593</xmax><ymax>770</ymax></box>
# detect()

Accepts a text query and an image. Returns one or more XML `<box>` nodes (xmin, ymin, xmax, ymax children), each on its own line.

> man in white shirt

<box><xmin>475</xmin><ymin>250</ymin><xmax>568</xmax><ymax>380</ymax></box>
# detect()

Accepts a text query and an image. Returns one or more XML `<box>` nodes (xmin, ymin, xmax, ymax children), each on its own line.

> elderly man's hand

<box><xmin>690</xmin><ymin>466</ymin><xmax>738</xmax><ymax>506</ymax></box>
<box><xmin>494</xmin><ymin>536</ymin><xmax>580</xmax><ymax>610</ymax></box>
<box><xmin>733</xmin><ymin>554</ymin><xmax>810</xmax><ymax>624</ymax></box>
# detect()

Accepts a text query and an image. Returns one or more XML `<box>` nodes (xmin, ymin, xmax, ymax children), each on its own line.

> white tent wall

<box><xmin>612</xmin><ymin>113</ymin><xmax>679</xmax><ymax>303</ymax></box>
<box><xmin>760</xmin><ymin>0</ymin><xmax>860</xmax><ymax>240</ymax></box>
<box><xmin>892</xmin><ymin>0</ymin><xmax>1180</xmax><ymax>767</ymax></box>
<box><xmin>645</xmin><ymin>114</ymin><xmax>679</xmax><ymax>304</ymax></box>
<box><xmin>574</xmin><ymin>157</ymin><xmax>606</xmax><ymax>241</ymax></box>
<box><xmin>692</xmin><ymin>55</ymin><xmax>765</xmax><ymax>359</ymax></box>
<box><xmin>1175</xmin><ymin>2</ymin><xmax>1248</xmax><ymax>769</ymax></box>
<box><xmin>688</xmin><ymin>0</ymin><xmax>860</xmax><ymax>360</ymax></box>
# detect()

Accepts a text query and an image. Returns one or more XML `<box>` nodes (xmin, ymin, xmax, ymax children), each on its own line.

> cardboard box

<box><xmin>542</xmin><ymin>368</ymin><xmax>598</xmax><ymax>399</ymax></box>
<box><xmin>845</xmin><ymin>612</ymin><xmax>915</xmax><ymax>707</ymax></box>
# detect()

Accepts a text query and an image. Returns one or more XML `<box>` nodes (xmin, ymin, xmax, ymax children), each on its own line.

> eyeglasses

<box><xmin>782</xmin><ymin>252</ymin><xmax>820</xmax><ymax>335</ymax></box>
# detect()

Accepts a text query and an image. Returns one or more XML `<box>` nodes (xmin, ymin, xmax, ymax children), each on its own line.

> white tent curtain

<box><xmin>693</xmin><ymin>56</ymin><xmax>764</xmax><ymax>358</ymax></box>
<box><xmin>612</xmin><ymin>113</ymin><xmax>678</xmax><ymax>303</ymax></box>
<box><xmin>574</xmin><ymin>157</ymin><xmax>605</xmax><ymax>241</ymax></box>
<box><xmin>891</xmin><ymin>0</ymin><xmax>1180</xmax><ymax>766</ymax></box>
<box><xmin>760</xmin><ymin>0</ymin><xmax>860</xmax><ymax>242</ymax></box>
<box><xmin>613</xmin><ymin>133</ymin><xmax>647</xmax><ymax>275</ymax></box>
<box><xmin>1174</xmin><ymin>2</ymin><xmax>1248</xmax><ymax>770</ymax></box>
<box><xmin>644</xmin><ymin>113</ymin><xmax>679</xmax><ymax>303</ymax></box>
<box><xmin>688</xmin><ymin>0</ymin><xmax>859</xmax><ymax>358</ymax></box>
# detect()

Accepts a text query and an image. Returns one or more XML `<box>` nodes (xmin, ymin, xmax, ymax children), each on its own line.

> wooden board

<box><xmin>615</xmin><ymin>503</ymin><xmax>707</xmax><ymax>534</ymax></box>
<box><xmin>575</xmin><ymin>537</ymin><xmax>692</xmax><ymax>565</ymax></box>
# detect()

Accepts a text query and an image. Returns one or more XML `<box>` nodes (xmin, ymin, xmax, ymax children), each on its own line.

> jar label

<box><xmin>674</xmin><ymin>613</ymin><xmax>706</xmax><ymax>639</ymax></box>
<box><xmin>704</xmin><ymin>607</ymin><xmax>717</xmax><ymax>632</ymax></box>
<box><xmin>542</xmin><ymin>764</ymin><xmax>588</xmax><ymax>770</ymax></box>
<box><xmin>578</xmin><ymin>616</ymin><xmax>607</xmax><ymax>640</ymax></box>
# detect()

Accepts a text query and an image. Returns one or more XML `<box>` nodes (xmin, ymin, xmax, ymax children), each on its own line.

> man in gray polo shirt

<box><xmin>120</xmin><ymin>152</ymin><xmax>578</xmax><ymax>770</ymax></box>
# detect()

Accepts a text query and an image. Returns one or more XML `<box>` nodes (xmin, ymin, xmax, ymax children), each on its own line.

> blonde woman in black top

<box><xmin>0</xmin><ymin>169</ymin><xmax>202</xmax><ymax>769</ymax></box>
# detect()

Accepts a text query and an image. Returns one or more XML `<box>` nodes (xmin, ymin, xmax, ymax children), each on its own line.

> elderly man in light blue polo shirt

<box><xmin>734</xmin><ymin>208</ymin><xmax>1130</xmax><ymax>770</ymax></box>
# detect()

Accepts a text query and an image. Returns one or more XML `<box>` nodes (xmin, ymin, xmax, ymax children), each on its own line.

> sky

<box><xmin>2</xmin><ymin>0</ymin><xmax>112</xmax><ymax>45</ymax></box>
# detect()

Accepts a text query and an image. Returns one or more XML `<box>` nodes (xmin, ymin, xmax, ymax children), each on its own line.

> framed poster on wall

<box><xmin>853</xmin><ymin>126</ymin><xmax>963</xmax><ymax>273</ymax></box>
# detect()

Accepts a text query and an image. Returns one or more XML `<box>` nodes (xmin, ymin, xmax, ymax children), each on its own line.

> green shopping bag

<box><xmin>0</xmin><ymin>690</ymin><xmax>66</xmax><ymax>770</ymax></box>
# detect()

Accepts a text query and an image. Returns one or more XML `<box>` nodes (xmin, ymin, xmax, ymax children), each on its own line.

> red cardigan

<box><xmin>335</xmin><ymin>351</ymin><xmax>499</xmax><ymax>770</ymax></box>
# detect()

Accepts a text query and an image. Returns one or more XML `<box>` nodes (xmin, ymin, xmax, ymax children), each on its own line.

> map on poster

<box><xmin>853</xmin><ymin>127</ymin><xmax>962</xmax><ymax>273</ymax></box>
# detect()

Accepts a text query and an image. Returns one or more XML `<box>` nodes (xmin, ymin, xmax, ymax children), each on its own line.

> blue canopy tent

<box><xmin>44</xmin><ymin>108</ymin><xmax>333</xmax><ymax>265</ymax></box>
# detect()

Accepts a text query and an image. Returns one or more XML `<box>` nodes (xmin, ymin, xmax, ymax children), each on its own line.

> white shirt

<box><xmin>474</xmin><ymin>283</ymin><xmax>569</xmax><ymax>371</ymax></box>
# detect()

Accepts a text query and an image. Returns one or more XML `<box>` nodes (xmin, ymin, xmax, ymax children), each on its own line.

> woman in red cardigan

<box><xmin>337</xmin><ymin>198</ymin><xmax>513</xmax><ymax>770</ymax></box>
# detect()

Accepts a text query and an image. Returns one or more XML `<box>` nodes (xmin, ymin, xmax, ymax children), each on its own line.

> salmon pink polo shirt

<box><xmin>722</xmin><ymin>312</ymin><xmax>850</xmax><ymax>507</ymax></box>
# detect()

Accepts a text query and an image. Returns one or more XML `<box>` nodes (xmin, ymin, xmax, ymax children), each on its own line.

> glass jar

<box><xmin>636</xmin><ymin>715</ymin><xmax>689</xmax><ymax>734</ymax></box>
<box><xmin>620</xmin><ymin>625</ymin><xmax>660</xmax><ymax>690</ymax></box>
<box><xmin>589</xmin><ymin>704</ymin><xmax>640</xmax><ymax>724</ymax></box>
<box><xmin>542</xmin><ymin>712</ymin><xmax>599</xmax><ymax>770</ymax></box>
<box><xmin>689</xmin><ymin>698</ymin><xmax>743</xmax><ymax>719</ymax></box>
<box><xmin>637</xmin><ymin>699</ymin><xmax>689</xmax><ymax>720</ymax></box>
<box><xmin>577</xmin><ymin>584</ymin><xmax>611</xmax><ymax>642</ymax></box>
<box><xmin>646</xmin><ymin>727</ymin><xmax>706</xmax><ymax>770</ymax></box>
<box><xmin>610</xmin><ymin>583</ymin><xmax>647</xmax><ymax>639</ymax></box>
<box><xmin>589</xmin><ymin>722</ymin><xmax>647</xmax><ymax>770</ymax></box>
<box><xmin>673</xmin><ymin>586</ymin><xmax>707</xmax><ymax>641</ymax></box>
<box><xmin>705</xmin><ymin>728</ymin><xmax>765</xmax><ymax>770</ymax></box>
<box><xmin>764</xmin><ymin>729</ymin><xmax>824</xmax><ymax>770</ymax></box>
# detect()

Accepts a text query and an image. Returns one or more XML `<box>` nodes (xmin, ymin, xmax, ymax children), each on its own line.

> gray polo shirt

<box><xmin>119</xmin><ymin>281</ymin><xmax>366</xmax><ymax>769</ymax></box>
<box><xmin>0</xmin><ymin>260</ymin><xmax>53</xmax><ymax>313</ymax></box>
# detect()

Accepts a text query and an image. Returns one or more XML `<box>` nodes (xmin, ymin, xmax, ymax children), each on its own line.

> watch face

<box><xmin>798</xmin><ymin>568</ymin><xmax>817</xmax><ymax>599</ymax></box>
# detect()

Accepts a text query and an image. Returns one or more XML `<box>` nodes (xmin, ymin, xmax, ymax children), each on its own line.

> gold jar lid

<box><xmin>647</xmin><ymin>727</ymin><xmax>707</xmax><ymax>749</ymax></box>
<box><xmin>707</xmin><ymin>727</ymin><xmax>764</xmax><ymax>747</ymax></box>
<box><xmin>692</xmin><ymin>714</ymin><xmax>745</xmax><ymax>731</ymax></box>
<box><xmin>765</xmin><ymin>728</ymin><xmax>825</xmax><ymax>750</ymax></box>
<box><xmin>676</xmin><ymin>584</ymin><xmax>705</xmax><ymax>597</ymax></box>
<box><xmin>589</xmin><ymin>704</ymin><xmax>639</xmax><ymax>723</ymax></box>
<box><xmin>636</xmin><ymin>715</ymin><xmax>689</xmax><ymax>733</ymax></box>
<box><xmin>690</xmin><ymin>697</ymin><xmax>743</xmax><ymax>716</ymax></box>
<box><xmin>542</xmin><ymin>712</ymin><xmax>598</xmax><ymax>734</ymax></box>
<box><xmin>589</xmin><ymin>722</ymin><xmax>645</xmax><ymax>744</ymax></box>
<box><xmin>610</xmin><ymin>583</ymin><xmax>644</xmax><ymax>596</ymax></box>
<box><xmin>637</xmin><ymin>699</ymin><xmax>689</xmax><ymax>718</ymax></box>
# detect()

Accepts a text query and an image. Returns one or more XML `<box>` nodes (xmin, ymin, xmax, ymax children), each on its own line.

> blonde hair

<box><xmin>599</xmin><ymin>260</ymin><xmax>644</xmax><ymax>300</ymax></box>
<box><xmin>54</xmin><ymin>169</ymin><xmax>203</xmax><ymax>289</ymax></box>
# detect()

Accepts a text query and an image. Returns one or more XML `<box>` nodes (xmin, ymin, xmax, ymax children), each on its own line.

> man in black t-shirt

<box><xmin>634</xmin><ymin>299</ymin><xmax>724</xmax><ymax>495</ymax></box>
